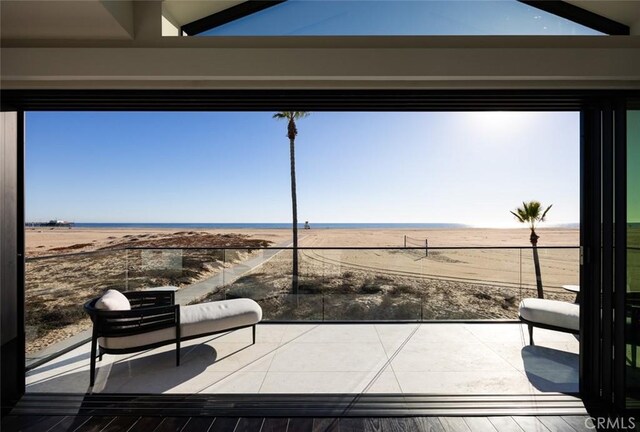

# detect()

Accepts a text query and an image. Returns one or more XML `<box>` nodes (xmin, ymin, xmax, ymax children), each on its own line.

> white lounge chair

<box><xmin>519</xmin><ymin>298</ymin><xmax>579</xmax><ymax>345</ymax></box>
<box><xmin>84</xmin><ymin>289</ymin><xmax>262</xmax><ymax>386</ymax></box>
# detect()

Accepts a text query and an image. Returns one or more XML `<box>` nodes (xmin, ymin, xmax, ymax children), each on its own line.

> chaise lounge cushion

<box><xmin>95</xmin><ymin>289</ymin><xmax>131</xmax><ymax>311</ymax></box>
<box><xmin>519</xmin><ymin>298</ymin><xmax>579</xmax><ymax>331</ymax></box>
<box><xmin>98</xmin><ymin>298</ymin><xmax>262</xmax><ymax>350</ymax></box>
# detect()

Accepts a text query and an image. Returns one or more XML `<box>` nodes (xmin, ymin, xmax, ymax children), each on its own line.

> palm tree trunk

<box><xmin>532</xmin><ymin>247</ymin><xmax>544</xmax><ymax>299</ymax></box>
<box><xmin>530</xmin><ymin>229</ymin><xmax>544</xmax><ymax>299</ymax></box>
<box><xmin>289</xmin><ymin>136</ymin><xmax>299</xmax><ymax>294</ymax></box>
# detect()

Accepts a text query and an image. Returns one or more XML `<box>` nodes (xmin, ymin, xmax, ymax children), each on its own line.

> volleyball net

<box><xmin>403</xmin><ymin>235</ymin><xmax>429</xmax><ymax>256</ymax></box>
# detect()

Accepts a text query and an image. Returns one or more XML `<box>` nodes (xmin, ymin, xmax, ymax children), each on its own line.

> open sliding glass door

<box><xmin>581</xmin><ymin>97</ymin><xmax>639</xmax><ymax>414</ymax></box>
<box><xmin>625</xmin><ymin>105</ymin><xmax>640</xmax><ymax>411</ymax></box>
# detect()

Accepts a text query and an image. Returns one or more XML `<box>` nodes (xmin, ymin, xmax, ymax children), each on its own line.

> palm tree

<box><xmin>511</xmin><ymin>201</ymin><xmax>553</xmax><ymax>299</ymax></box>
<box><xmin>273</xmin><ymin>111</ymin><xmax>309</xmax><ymax>294</ymax></box>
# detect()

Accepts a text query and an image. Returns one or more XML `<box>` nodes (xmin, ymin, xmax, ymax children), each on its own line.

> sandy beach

<box><xmin>25</xmin><ymin>227</ymin><xmax>579</xmax><ymax>354</ymax></box>
<box><xmin>26</xmin><ymin>227</ymin><xmax>577</xmax><ymax>257</ymax></box>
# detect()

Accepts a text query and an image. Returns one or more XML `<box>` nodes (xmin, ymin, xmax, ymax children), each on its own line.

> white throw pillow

<box><xmin>96</xmin><ymin>289</ymin><xmax>131</xmax><ymax>311</ymax></box>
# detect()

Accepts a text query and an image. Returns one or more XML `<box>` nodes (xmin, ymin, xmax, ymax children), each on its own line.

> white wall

<box><xmin>0</xmin><ymin>113</ymin><xmax>19</xmax><ymax>345</ymax></box>
<box><xmin>1</xmin><ymin>0</ymin><xmax>639</xmax><ymax>90</ymax></box>
<box><xmin>162</xmin><ymin>15</ymin><xmax>180</xmax><ymax>37</ymax></box>
<box><xmin>2</xmin><ymin>37</ymin><xmax>640</xmax><ymax>90</ymax></box>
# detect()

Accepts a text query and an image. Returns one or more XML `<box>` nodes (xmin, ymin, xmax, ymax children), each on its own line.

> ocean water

<box><xmin>71</xmin><ymin>222</ymin><xmax>470</xmax><ymax>229</ymax></box>
<box><xmin>67</xmin><ymin>222</ymin><xmax>579</xmax><ymax>229</ymax></box>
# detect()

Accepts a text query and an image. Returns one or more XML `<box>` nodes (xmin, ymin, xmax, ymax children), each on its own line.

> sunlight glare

<box><xmin>467</xmin><ymin>111</ymin><xmax>528</xmax><ymax>136</ymax></box>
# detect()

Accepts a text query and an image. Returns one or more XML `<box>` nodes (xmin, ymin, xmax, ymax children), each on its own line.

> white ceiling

<box><xmin>162</xmin><ymin>0</ymin><xmax>246</xmax><ymax>28</ymax></box>
<box><xmin>0</xmin><ymin>0</ymin><xmax>134</xmax><ymax>40</ymax></box>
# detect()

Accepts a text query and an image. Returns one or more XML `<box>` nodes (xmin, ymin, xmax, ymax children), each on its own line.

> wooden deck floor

<box><xmin>1</xmin><ymin>414</ymin><xmax>594</xmax><ymax>432</ymax></box>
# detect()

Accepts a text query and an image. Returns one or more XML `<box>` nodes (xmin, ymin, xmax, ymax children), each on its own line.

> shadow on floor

<box><xmin>27</xmin><ymin>351</ymin><xmax>92</xmax><ymax>376</ymax></box>
<box><xmin>521</xmin><ymin>345</ymin><xmax>579</xmax><ymax>393</ymax></box>
<box><xmin>28</xmin><ymin>344</ymin><xmax>218</xmax><ymax>394</ymax></box>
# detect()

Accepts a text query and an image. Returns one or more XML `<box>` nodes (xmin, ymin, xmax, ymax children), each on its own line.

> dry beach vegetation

<box><xmin>25</xmin><ymin>227</ymin><xmax>578</xmax><ymax>354</ymax></box>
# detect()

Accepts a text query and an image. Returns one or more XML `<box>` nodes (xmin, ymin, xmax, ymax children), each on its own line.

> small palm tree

<box><xmin>273</xmin><ymin>111</ymin><xmax>309</xmax><ymax>294</ymax></box>
<box><xmin>511</xmin><ymin>201</ymin><xmax>553</xmax><ymax>299</ymax></box>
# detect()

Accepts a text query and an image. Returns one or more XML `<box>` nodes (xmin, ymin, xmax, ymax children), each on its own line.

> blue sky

<box><xmin>25</xmin><ymin>111</ymin><xmax>579</xmax><ymax>227</ymax></box>
<box><xmin>202</xmin><ymin>0</ymin><xmax>601</xmax><ymax>36</ymax></box>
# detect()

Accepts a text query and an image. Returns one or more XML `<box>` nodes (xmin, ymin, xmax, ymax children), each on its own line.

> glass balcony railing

<box><xmin>25</xmin><ymin>249</ymin><xmax>128</xmax><ymax>364</ymax></box>
<box><xmin>25</xmin><ymin>246</ymin><xmax>579</xmax><ymax>366</ymax></box>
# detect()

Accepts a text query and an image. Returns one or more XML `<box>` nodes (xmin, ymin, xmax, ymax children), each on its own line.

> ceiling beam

<box><xmin>3</xmin><ymin>89</ymin><xmax>639</xmax><ymax>112</ymax></box>
<box><xmin>519</xmin><ymin>0</ymin><xmax>630</xmax><ymax>35</ymax></box>
<box><xmin>182</xmin><ymin>0</ymin><xmax>285</xmax><ymax>36</ymax></box>
<box><xmin>2</xmin><ymin>41</ymin><xmax>639</xmax><ymax>90</ymax></box>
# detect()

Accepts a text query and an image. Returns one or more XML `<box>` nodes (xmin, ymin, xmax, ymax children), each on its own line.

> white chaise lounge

<box><xmin>84</xmin><ymin>290</ymin><xmax>262</xmax><ymax>386</ymax></box>
<box><xmin>519</xmin><ymin>298</ymin><xmax>579</xmax><ymax>345</ymax></box>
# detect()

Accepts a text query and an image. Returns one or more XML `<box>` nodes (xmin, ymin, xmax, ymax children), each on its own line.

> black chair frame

<box><xmin>84</xmin><ymin>291</ymin><xmax>256</xmax><ymax>386</ymax></box>
<box><xmin>626</xmin><ymin>293</ymin><xmax>640</xmax><ymax>368</ymax></box>
<box><xmin>519</xmin><ymin>315</ymin><xmax>580</xmax><ymax>346</ymax></box>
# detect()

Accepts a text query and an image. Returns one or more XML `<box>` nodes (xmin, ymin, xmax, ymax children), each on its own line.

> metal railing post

<box><xmin>125</xmin><ymin>248</ymin><xmax>129</xmax><ymax>290</ymax></box>
<box><xmin>519</xmin><ymin>248</ymin><xmax>522</xmax><ymax>301</ymax></box>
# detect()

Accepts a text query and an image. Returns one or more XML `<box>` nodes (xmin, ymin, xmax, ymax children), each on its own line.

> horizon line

<box><xmin>25</xmin><ymin>221</ymin><xmax>582</xmax><ymax>227</ymax></box>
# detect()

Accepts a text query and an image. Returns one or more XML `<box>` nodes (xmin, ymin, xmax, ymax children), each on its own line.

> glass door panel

<box><xmin>627</xmin><ymin>109</ymin><xmax>640</xmax><ymax>405</ymax></box>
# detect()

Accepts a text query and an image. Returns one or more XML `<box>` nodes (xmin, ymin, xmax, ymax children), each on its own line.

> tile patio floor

<box><xmin>26</xmin><ymin>323</ymin><xmax>579</xmax><ymax>395</ymax></box>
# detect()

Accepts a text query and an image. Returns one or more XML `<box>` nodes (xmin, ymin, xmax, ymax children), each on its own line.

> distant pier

<box><xmin>26</xmin><ymin>220</ymin><xmax>74</xmax><ymax>228</ymax></box>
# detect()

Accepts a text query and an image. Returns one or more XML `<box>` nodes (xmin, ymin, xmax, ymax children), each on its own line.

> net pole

<box><xmin>425</xmin><ymin>239</ymin><xmax>429</xmax><ymax>257</ymax></box>
<box><xmin>404</xmin><ymin>235</ymin><xmax>407</xmax><ymax>248</ymax></box>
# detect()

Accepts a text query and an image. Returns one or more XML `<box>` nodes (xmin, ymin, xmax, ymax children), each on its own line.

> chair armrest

<box><xmin>93</xmin><ymin>304</ymin><xmax>179</xmax><ymax>338</ymax></box>
<box><xmin>124</xmin><ymin>290</ymin><xmax>175</xmax><ymax>308</ymax></box>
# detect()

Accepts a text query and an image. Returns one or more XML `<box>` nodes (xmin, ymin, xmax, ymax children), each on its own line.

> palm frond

<box><xmin>273</xmin><ymin>111</ymin><xmax>309</xmax><ymax>121</ymax></box>
<box><xmin>510</xmin><ymin>210</ymin><xmax>524</xmax><ymax>223</ymax></box>
<box><xmin>293</xmin><ymin>112</ymin><xmax>310</xmax><ymax>120</ymax></box>
<box><xmin>517</xmin><ymin>207</ymin><xmax>529</xmax><ymax>222</ymax></box>
<box><xmin>512</xmin><ymin>200</ymin><xmax>552</xmax><ymax>227</ymax></box>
